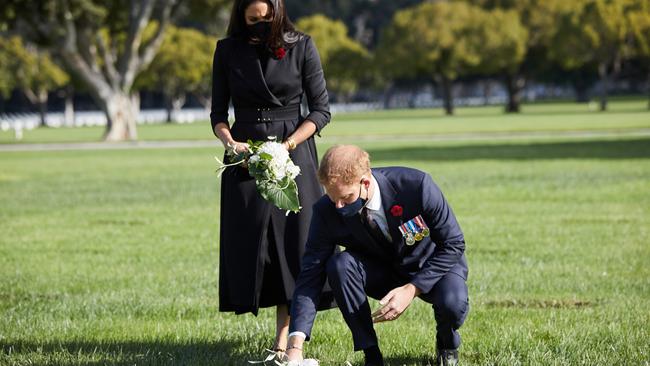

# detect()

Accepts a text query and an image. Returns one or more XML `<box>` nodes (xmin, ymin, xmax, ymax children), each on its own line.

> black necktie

<box><xmin>361</xmin><ymin>207</ymin><xmax>390</xmax><ymax>245</ymax></box>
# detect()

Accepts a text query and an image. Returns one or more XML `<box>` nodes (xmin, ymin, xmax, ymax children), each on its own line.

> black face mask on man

<box><xmin>336</xmin><ymin>179</ymin><xmax>369</xmax><ymax>217</ymax></box>
<box><xmin>247</xmin><ymin>21</ymin><xmax>272</xmax><ymax>41</ymax></box>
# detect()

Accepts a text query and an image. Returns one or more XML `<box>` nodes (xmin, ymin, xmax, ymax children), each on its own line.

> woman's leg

<box><xmin>273</xmin><ymin>304</ymin><xmax>289</xmax><ymax>356</ymax></box>
<box><xmin>274</xmin><ymin>304</ymin><xmax>290</xmax><ymax>351</ymax></box>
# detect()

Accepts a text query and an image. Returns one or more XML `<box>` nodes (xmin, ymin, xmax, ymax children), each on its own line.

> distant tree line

<box><xmin>1</xmin><ymin>0</ymin><xmax>648</xmax><ymax>140</ymax></box>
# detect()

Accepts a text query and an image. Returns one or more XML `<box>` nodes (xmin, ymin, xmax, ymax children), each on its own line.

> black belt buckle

<box><xmin>235</xmin><ymin>105</ymin><xmax>300</xmax><ymax>122</ymax></box>
<box><xmin>258</xmin><ymin>107</ymin><xmax>276</xmax><ymax>122</ymax></box>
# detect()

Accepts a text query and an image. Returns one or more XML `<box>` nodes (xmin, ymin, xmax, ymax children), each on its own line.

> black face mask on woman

<box><xmin>247</xmin><ymin>21</ymin><xmax>272</xmax><ymax>41</ymax></box>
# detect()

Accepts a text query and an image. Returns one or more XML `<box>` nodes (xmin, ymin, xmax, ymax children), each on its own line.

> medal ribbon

<box><xmin>414</xmin><ymin>215</ymin><xmax>429</xmax><ymax>230</ymax></box>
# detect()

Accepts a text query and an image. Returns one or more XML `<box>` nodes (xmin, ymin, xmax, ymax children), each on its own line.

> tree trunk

<box><xmin>194</xmin><ymin>93</ymin><xmax>212</xmax><ymax>112</ymax></box>
<box><xmin>382</xmin><ymin>83</ymin><xmax>395</xmax><ymax>110</ymax></box>
<box><xmin>598</xmin><ymin>62</ymin><xmax>608</xmax><ymax>112</ymax></box>
<box><xmin>23</xmin><ymin>88</ymin><xmax>49</xmax><ymax>126</ymax></box>
<box><xmin>505</xmin><ymin>73</ymin><xmax>525</xmax><ymax>113</ymax></box>
<box><xmin>572</xmin><ymin>77</ymin><xmax>590</xmax><ymax>103</ymax></box>
<box><xmin>408</xmin><ymin>89</ymin><xmax>417</xmax><ymax>109</ymax></box>
<box><xmin>165</xmin><ymin>95</ymin><xmax>173</xmax><ymax>123</ymax></box>
<box><xmin>646</xmin><ymin>71</ymin><xmax>650</xmax><ymax>110</ymax></box>
<box><xmin>170</xmin><ymin>94</ymin><xmax>186</xmax><ymax>123</ymax></box>
<box><xmin>441</xmin><ymin>76</ymin><xmax>454</xmax><ymax>115</ymax></box>
<box><xmin>103</xmin><ymin>92</ymin><xmax>138</xmax><ymax>141</ymax></box>
<box><xmin>64</xmin><ymin>86</ymin><xmax>75</xmax><ymax>127</ymax></box>
<box><xmin>38</xmin><ymin>97</ymin><xmax>48</xmax><ymax>127</ymax></box>
<box><xmin>482</xmin><ymin>80</ymin><xmax>493</xmax><ymax>106</ymax></box>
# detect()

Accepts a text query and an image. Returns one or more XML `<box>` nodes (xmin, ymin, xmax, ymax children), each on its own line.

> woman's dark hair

<box><xmin>227</xmin><ymin>0</ymin><xmax>302</xmax><ymax>49</ymax></box>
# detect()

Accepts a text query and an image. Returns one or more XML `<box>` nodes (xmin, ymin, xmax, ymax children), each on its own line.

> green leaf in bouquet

<box><xmin>259</xmin><ymin>152</ymin><xmax>273</xmax><ymax>161</ymax></box>
<box><xmin>257</xmin><ymin>179</ymin><xmax>301</xmax><ymax>213</ymax></box>
<box><xmin>248</xmin><ymin>139</ymin><xmax>263</xmax><ymax>150</ymax></box>
<box><xmin>248</xmin><ymin>164</ymin><xmax>264</xmax><ymax>178</ymax></box>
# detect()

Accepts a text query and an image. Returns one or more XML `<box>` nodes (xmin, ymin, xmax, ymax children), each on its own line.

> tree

<box><xmin>3</xmin><ymin>0</ymin><xmax>229</xmax><ymax>141</ymax></box>
<box><xmin>463</xmin><ymin>0</ymin><xmax>567</xmax><ymax>112</ymax></box>
<box><xmin>296</xmin><ymin>15</ymin><xmax>371</xmax><ymax>101</ymax></box>
<box><xmin>0</xmin><ymin>36</ymin><xmax>69</xmax><ymax>126</ymax></box>
<box><xmin>627</xmin><ymin>0</ymin><xmax>650</xmax><ymax>108</ymax></box>
<box><xmin>286</xmin><ymin>0</ymin><xmax>423</xmax><ymax>47</ymax></box>
<box><xmin>377</xmin><ymin>2</ymin><xmax>488</xmax><ymax>115</ymax></box>
<box><xmin>0</xmin><ymin>40</ymin><xmax>14</xmax><ymax>99</ymax></box>
<box><xmin>470</xmin><ymin>9</ymin><xmax>528</xmax><ymax>112</ymax></box>
<box><xmin>547</xmin><ymin>0</ymin><xmax>633</xmax><ymax>111</ymax></box>
<box><xmin>137</xmin><ymin>26</ymin><xmax>215</xmax><ymax>122</ymax></box>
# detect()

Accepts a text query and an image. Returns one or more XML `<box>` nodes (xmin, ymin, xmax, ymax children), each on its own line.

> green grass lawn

<box><xmin>1</xmin><ymin>99</ymin><xmax>649</xmax><ymax>144</ymax></box>
<box><xmin>1</xmin><ymin>114</ymin><xmax>650</xmax><ymax>364</ymax></box>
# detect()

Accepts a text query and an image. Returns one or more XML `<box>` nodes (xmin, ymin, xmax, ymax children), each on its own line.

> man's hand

<box><xmin>285</xmin><ymin>335</ymin><xmax>305</xmax><ymax>362</ymax></box>
<box><xmin>372</xmin><ymin>283</ymin><xmax>421</xmax><ymax>323</ymax></box>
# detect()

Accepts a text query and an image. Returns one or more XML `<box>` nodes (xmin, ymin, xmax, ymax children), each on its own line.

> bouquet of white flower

<box><xmin>216</xmin><ymin>137</ymin><xmax>302</xmax><ymax>214</ymax></box>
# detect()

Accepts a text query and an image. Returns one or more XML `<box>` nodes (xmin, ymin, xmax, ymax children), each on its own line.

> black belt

<box><xmin>234</xmin><ymin>104</ymin><xmax>301</xmax><ymax>123</ymax></box>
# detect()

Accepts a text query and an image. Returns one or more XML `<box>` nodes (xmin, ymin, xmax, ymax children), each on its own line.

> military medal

<box><xmin>407</xmin><ymin>220</ymin><xmax>423</xmax><ymax>242</ymax></box>
<box><xmin>414</xmin><ymin>215</ymin><xmax>430</xmax><ymax>237</ymax></box>
<box><xmin>406</xmin><ymin>220</ymin><xmax>424</xmax><ymax>241</ymax></box>
<box><xmin>399</xmin><ymin>224</ymin><xmax>416</xmax><ymax>246</ymax></box>
<box><xmin>405</xmin><ymin>233</ymin><xmax>416</xmax><ymax>245</ymax></box>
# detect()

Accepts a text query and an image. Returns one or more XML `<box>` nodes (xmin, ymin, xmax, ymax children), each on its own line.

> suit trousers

<box><xmin>325</xmin><ymin>251</ymin><xmax>469</xmax><ymax>351</ymax></box>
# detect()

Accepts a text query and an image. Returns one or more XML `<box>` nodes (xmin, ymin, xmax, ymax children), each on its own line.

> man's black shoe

<box><xmin>436</xmin><ymin>349</ymin><xmax>458</xmax><ymax>366</ymax></box>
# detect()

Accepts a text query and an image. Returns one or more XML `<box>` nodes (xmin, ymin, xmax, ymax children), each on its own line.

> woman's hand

<box><xmin>283</xmin><ymin>137</ymin><xmax>297</xmax><ymax>151</ymax></box>
<box><xmin>229</xmin><ymin>141</ymin><xmax>250</xmax><ymax>154</ymax></box>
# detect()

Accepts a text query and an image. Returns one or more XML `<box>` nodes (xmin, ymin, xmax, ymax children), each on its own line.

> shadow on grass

<box><xmin>384</xmin><ymin>355</ymin><xmax>437</xmax><ymax>366</ymax></box>
<box><xmin>507</xmin><ymin>108</ymin><xmax>650</xmax><ymax>117</ymax></box>
<box><xmin>366</xmin><ymin>138</ymin><xmax>650</xmax><ymax>162</ymax></box>
<box><xmin>1</xmin><ymin>339</ymin><xmax>253</xmax><ymax>366</ymax></box>
<box><xmin>339</xmin><ymin>106</ymin><xmax>649</xmax><ymax>122</ymax></box>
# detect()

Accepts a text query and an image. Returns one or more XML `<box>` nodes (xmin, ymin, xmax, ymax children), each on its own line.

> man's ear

<box><xmin>361</xmin><ymin>176</ymin><xmax>371</xmax><ymax>188</ymax></box>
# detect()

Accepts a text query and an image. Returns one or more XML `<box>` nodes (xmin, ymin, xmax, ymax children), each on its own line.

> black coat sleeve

<box><xmin>301</xmin><ymin>36</ymin><xmax>330</xmax><ymax>135</ymax></box>
<box><xmin>210</xmin><ymin>39</ymin><xmax>231</xmax><ymax>136</ymax></box>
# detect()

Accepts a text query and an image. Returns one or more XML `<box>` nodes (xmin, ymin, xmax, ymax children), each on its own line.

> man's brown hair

<box><xmin>318</xmin><ymin>145</ymin><xmax>371</xmax><ymax>186</ymax></box>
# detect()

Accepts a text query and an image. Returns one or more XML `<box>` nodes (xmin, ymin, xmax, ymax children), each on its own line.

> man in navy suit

<box><xmin>285</xmin><ymin>145</ymin><xmax>469</xmax><ymax>366</ymax></box>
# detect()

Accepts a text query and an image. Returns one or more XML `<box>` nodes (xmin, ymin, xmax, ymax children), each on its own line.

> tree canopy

<box><xmin>136</xmin><ymin>25</ymin><xmax>216</xmax><ymax>121</ymax></box>
<box><xmin>0</xmin><ymin>35</ymin><xmax>69</xmax><ymax>124</ymax></box>
<box><xmin>297</xmin><ymin>14</ymin><xmax>370</xmax><ymax>100</ymax></box>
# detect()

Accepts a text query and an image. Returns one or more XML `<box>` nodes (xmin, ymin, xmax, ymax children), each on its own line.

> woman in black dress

<box><xmin>210</xmin><ymin>0</ymin><xmax>334</xmax><ymax>354</ymax></box>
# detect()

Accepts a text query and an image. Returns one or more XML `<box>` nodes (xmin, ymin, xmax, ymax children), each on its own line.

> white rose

<box><xmin>286</xmin><ymin>164</ymin><xmax>300</xmax><ymax>179</ymax></box>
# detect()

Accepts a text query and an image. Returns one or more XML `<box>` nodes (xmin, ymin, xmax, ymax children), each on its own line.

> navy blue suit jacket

<box><xmin>290</xmin><ymin>167</ymin><xmax>468</xmax><ymax>339</ymax></box>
